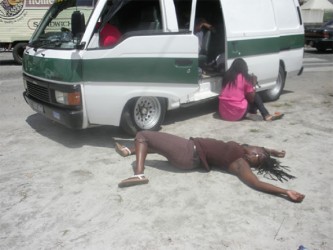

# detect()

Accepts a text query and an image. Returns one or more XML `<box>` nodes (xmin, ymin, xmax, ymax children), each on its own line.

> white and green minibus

<box><xmin>23</xmin><ymin>0</ymin><xmax>304</xmax><ymax>135</ymax></box>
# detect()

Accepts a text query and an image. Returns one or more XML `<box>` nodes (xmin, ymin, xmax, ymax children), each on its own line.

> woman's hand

<box><xmin>275</xmin><ymin>150</ymin><xmax>286</xmax><ymax>158</ymax></box>
<box><xmin>251</xmin><ymin>74</ymin><xmax>258</xmax><ymax>85</ymax></box>
<box><xmin>286</xmin><ymin>190</ymin><xmax>305</xmax><ymax>202</ymax></box>
<box><xmin>266</xmin><ymin>148</ymin><xmax>286</xmax><ymax>158</ymax></box>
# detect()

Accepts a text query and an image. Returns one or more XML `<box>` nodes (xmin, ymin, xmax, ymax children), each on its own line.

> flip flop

<box><xmin>265</xmin><ymin>113</ymin><xmax>284</xmax><ymax>121</ymax></box>
<box><xmin>118</xmin><ymin>174</ymin><xmax>149</xmax><ymax>188</ymax></box>
<box><xmin>271</xmin><ymin>113</ymin><xmax>284</xmax><ymax>121</ymax></box>
<box><xmin>115</xmin><ymin>142</ymin><xmax>131</xmax><ymax>157</ymax></box>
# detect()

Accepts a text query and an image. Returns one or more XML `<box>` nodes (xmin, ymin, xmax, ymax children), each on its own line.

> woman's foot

<box><xmin>118</xmin><ymin>174</ymin><xmax>149</xmax><ymax>188</ymax></box>
<box><xmin>265</xmin><ymin>112</ymin><xmax>284</xmax><ymax>121</ymax></box>
<box><xmin>115</xmin><ymin>142</ymin><xmax>132</xmax><ymax>157</ymax></box>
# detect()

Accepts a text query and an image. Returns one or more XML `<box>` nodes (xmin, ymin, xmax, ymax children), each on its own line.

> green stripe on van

<box><xmin>82</xmin><ymin>57</ymin><xmax>198</xmax><ymax>84</ymax></box>
<box><xmin>23</xmin><ymin>55</ymin><xmax>198</xmax><ymax>84</ymax></box>
<box><xmin>23</xmin><ymin>34</ymin><xmax>303</xmax><ymax>83</ymax></box>
<box><xmin>22</xmin><ymin>55</ymin><xmax>82</xmax><ymax>83</ymax></box>
<box><xmin>227</xmin><ymin>34</ymin><xmax>304</xmax><ymax>59</ymax></box>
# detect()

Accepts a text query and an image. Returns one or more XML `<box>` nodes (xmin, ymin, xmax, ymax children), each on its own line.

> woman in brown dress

<box><xmin>115</xmin><ymin>131</ymin><xmax>304</xmax><ymax>203</ymax></box>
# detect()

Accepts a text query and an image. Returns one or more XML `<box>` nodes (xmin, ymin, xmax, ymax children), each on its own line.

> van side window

<box><xmin>94</xmin><ymin>0</ymin><xmax>163</xmax><ymax>48</ymax></box>
<box><xmin>174</xmin><ymin>0</ymin><xmax>192</xmax><ymax>31</ymax></box>
<box><xmin>116</xmin><ymin>0</ymin><xmax>162</xmax><ymax>33</ymax></box>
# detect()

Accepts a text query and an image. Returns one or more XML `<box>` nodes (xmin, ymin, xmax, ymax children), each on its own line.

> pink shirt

<box><xmin>99</xmin><ymin>23</ymin><xmax>121</xmax><ymax>47</ymax></box>
<box><xmin>219</xmin><ymin>74</ymin><xmax>254</xmax><ymax>121</ymax></box>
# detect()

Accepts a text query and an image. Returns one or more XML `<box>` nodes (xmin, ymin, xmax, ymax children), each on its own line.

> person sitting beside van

<box><xmin>98</xmin><ymin>22</ymin><xmax>122</xmax><ymax>47</ymax></box>
<box><xmin>219</xmin><ymin>58</ymin><xmax>284</xmax><ymax>122</ymax></box>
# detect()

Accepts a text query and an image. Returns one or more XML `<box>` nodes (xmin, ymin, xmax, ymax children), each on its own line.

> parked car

<box><xmin>305</xmin><ymin>19</ymin><xmax>333</xmax><ymax>52</ymax></box>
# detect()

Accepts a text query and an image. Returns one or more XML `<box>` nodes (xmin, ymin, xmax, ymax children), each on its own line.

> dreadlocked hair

<box><xmin>257</xmin><ymin>157</ymin><xmax>296</xmax><ymax>182</ymax></box>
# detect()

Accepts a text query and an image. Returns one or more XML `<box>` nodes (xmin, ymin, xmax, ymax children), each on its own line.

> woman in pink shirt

<box><xmin>219</xmin><ymin>58</ymin><xmax>283</xmax><ymax>121</ymax></box>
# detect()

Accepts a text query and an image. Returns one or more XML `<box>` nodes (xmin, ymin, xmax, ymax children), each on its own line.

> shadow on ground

<box><xmin>25</xmin><ymin>100</ymin><xmax>219</xmax><ymax>148</ymax></box>
<box><xmin>25</xmin><ymin>114</ymin><xmax>128</xmax><ymax>149</ymax></box>
<box><xmin>164</xmin><ymin>98</ymin><xmax>218</xmax><ymax>125</ymax></box>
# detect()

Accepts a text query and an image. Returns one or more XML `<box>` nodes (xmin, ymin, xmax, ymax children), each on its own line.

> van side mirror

<box><xmin>71</xmin><ymin>11</ymin><xmax>85</xmax><ymax>38</ymax></box>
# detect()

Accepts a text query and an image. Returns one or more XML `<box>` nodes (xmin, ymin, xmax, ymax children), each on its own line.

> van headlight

<box><xmin>55</xmin><ymin>90</ymin><xmax>81</xmax><ymax>106</ymax></box>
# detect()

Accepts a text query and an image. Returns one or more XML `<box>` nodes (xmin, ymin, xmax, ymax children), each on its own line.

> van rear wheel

<box><xmin>121</xmin><ymin>97</ymin><xmax>166</xmax><ymax>136</ymax></box>
<box><xmin>260</xmin><ymin>65</ymin><xmax>285</xmax><ymax>102</ymax></box>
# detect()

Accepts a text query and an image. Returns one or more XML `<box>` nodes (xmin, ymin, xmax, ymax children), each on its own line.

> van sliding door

<box><xmin>221</xmin><ymin>0</ymin><xmax>279</xmax><ymax>87</ymax></box>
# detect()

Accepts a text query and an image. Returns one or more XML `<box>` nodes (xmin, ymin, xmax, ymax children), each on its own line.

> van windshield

<box><xmin>29</xmin><ymin>0</ymin><xmax>95</xmax><ymax>50</ymax></box>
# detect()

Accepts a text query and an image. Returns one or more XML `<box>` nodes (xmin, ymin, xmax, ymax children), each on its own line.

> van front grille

<box><xmin>26</xmin><ymin>81</ymin><xmax>50</xmax><ymax>103</ymax></box>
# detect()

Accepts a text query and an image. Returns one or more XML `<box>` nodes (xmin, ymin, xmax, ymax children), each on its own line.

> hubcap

<box><xmin>270</xmin><ymin>72</ymin><xmax>282</xmax><ymax>96</ymax></box>
<box><xmin>134</xmin><ymin>97</ymin><xmax>161</xmax><ymax>129</ymax></box>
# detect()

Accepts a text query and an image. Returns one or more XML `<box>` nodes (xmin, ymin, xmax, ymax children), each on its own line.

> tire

<box><xmin>316</xmin><ymin>46</ymin><xmax>327</xmax><ymax>52</ymax></box>
<box><xmin>120</xmin><ymin>97</ymin><xmax>166</xmax><ymax>136</ymax></box>
<box><xmin>12</xmin><ymin>42</ymin><xmax>27</xmax><ymax>65</ymax></box>
<box><xmin>260</xmin><ymin>65</ymin><xmax>285</xmax><ymax>102</ymax></box>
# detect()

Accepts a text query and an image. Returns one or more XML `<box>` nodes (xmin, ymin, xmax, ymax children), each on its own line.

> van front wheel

<box><xmin>121</xmin><ymin>97</ymin><xmax>166</xmax><ymax>136</ymax></box>
<box><xmin>260</xmin><ymin>65</ymin><xmax>285</xmax><ymax>102</ymax></box>
<box><xmin>13</xmin><ymin>42</ymin><xmax>27</xmax><ymax>65</ymax></box>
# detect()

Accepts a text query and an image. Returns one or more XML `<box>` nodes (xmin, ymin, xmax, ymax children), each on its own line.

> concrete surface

<box><xmin>0</xmin><ymin>50</ymin><xmax>332</xmax><ymax>250</ymax></box>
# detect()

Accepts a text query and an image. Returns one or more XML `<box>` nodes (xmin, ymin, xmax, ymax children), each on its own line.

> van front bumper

<box><xmin>23</xmin><ymin>91</ymin><xmax>84</xmax><ymax>129</ymax></box>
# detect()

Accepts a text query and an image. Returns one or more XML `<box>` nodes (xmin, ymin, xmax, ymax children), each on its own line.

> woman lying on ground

<box><xmin>219</xmin><ymin>58</ymin><xmax>284</xmax><ymax>121</ymax></box>
<box><xmin>115</xmin><ymin>131</ymin><xmax>305</xmax><ymax>203</ymax></box>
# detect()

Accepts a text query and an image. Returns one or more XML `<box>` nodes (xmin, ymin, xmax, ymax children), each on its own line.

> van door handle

<box><xmin>175</xmin><ymin>59</ymin><xmax>193</xmax><ymax>67</ymax></box>
<box><xmin>231</xmin><ymin>41</ymin><xmax>241</xmax><ymax>56</ymax></box>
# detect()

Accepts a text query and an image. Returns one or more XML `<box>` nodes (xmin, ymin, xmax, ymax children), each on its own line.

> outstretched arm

<box><xmin>228</xmin><ymin>158</ymin><xmax>305</xmax><ymax>202</ymax></box>
<box><xmin>264</xmin><ymin>148</ymin><xmax>286</xmax><ymax>158</ymax></box>
<box><xmin>243</xmin><ymin>145</ymin><xmax>286</xmax><ymax>158</ymax></box>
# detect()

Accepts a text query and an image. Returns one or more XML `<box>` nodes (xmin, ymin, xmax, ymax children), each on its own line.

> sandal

<box><xmin>118</xmin><ymin>174</ymin><xmax>149</xmax><ymax>188</ymax></box>
<box><xmin>115</xmin><ymin>142</ymin><xmax>132</xmax><ymax>157</ymax></box>
<box><xmin>265</xmin><ymin>112</ymin><xmax>284</xmax><ymax>121</ymax></box>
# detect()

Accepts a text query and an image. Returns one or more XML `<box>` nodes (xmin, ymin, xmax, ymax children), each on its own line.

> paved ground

<box><xmin>0</xmin><ymin>49</ymin><xmax>332</xmax><ymax>250</ymax></box>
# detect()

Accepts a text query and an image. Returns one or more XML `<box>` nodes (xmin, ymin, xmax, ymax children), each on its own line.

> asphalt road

<box><xmin>0</xmin><ymin>48</ymin><xmax>332</xmax><ymax>250</ymax></box>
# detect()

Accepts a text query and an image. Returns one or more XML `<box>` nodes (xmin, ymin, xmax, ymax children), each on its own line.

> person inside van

<box><xmin>219</xmin><ymin>58</ymin><xmax>284</xmax><ymax>122</ymax></box>
<box><xmin>114</xmin><ymin>131</ymin><xmax>305</xmax><ymax>203</ymax></box>
<box><xmin>194</xmin><ymin>18</ymin><xmax>213</xmax><ymax>51</ymax></box>
<box><xmin>97</xmin><ymin>22</ymin><xmax>122</xmax><ymax>47</ymax></box>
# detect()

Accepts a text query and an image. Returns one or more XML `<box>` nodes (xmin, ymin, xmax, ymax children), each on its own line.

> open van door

<box><xmin>81</xmin><ymin>0</ymin><xmax>199</xmax><ymax>134</ymax></box>
<box><xmin>221</xmin><ymin>0</ymin><xmax>280</xmax><ymax>90</ymax></box>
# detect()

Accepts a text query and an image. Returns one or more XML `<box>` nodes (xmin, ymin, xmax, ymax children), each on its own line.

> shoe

<box><xmin>118</xmin><ymin>174</ymin><xmax>149</xmax><ymax>188</ymax></box>
<box><xmin>115</xmin><ymin>142</ymin><xmax>131</xmax><ymax>157</ymax></box>
<box><xmin>265</xmin><ymin>112</ymin><xmax>284</xmax><ymax>121</ymax></box>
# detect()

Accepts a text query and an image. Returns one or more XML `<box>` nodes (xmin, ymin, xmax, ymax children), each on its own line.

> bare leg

<box><xmin>117</xmin><ymin>138</ymin><xmax>150</xmax><ymax>188</ymax></box>
<box><xmin>134</xmin><ymin>138</ymin><xmax>147</xmax><ymax>175</ymax></box>
<box><xmin>117</xmin><ymin>131</ymin><xmax>195</xmax><ymax>188</ymax></box>
<box><xmin>115</xmin><ymin>141</ymin><xmax>155</xmax><ymax>157</ymax></box>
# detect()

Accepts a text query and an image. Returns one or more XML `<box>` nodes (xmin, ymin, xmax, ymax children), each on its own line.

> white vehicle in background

<box><xmin>0</xmin><ymin>0</ymin><xmax>52</xmax><ymax>64</ymax></box>
<box><xmin>22</xmin><ymin>0</ymin><xmax>304</xmax><ymax>135</ymax></box>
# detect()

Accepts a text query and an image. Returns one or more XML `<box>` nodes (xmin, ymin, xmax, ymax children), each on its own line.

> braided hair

<box><xmin>257</xmin><ymin>156</ymin><xmax>295</xmax><ymax>182</ymax></box>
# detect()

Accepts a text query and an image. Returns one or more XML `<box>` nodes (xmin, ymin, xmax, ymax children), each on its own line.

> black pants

<box><xmin>248</xmin><ymin>94</ymin><xmax>269</xmax><ymax>118</ymax></box>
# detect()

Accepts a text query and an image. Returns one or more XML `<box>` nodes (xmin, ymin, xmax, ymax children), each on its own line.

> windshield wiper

<box><xmin>29</xmin><ymin>39</ymin><xmax>63</xmax><ymax>51</ymax></box>
<box><xmin>29</xmin><ymin>32</ymin><xmax>72</xmax><ymax>51</ymax></box>
<box><xmin>35</xmin><ymin>40</ymin><xmax>63</xmax><ymax>51</ymax></box>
